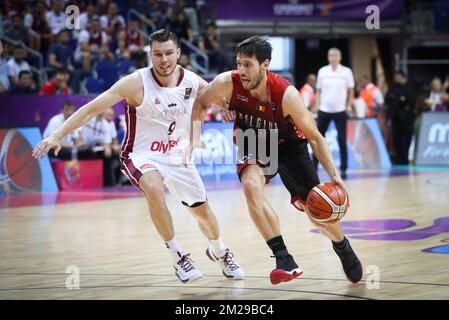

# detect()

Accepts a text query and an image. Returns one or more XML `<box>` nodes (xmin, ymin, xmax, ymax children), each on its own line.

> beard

<box><xmin>153</xmin><ymin>64</ymin><xmax>177</xmax><ymax>78</ymax></box>
<box><xmin>248</xmin><ymin>67</ymin><xmax>263</xmax><ymax>91</ymax></box>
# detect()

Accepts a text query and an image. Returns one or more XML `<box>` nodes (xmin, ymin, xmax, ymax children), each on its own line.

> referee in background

<box><xmin>313</xmin><ymin>48</ymin><xmax>354</xmax><ymax>180</ymax></box>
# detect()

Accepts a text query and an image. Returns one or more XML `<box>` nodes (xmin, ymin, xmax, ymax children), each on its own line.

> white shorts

<box><xmin>120</xmin><ymin>153</ymin><xmax>207</xmax><ymax>207</ymax></box>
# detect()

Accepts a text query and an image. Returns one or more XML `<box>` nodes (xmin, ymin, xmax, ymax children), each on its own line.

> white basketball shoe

<box><xmin>174</xmin><ymin>253</ymin><xmax>203</xmax><ymax>283</ymax></box>
<box><xmin>206</xmin><ymin>246</ymin><xmax>244</xmax><ymax>280</ymax></box>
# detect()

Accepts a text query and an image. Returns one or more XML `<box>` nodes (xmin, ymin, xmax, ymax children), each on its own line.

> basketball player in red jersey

<box><xmin>32</xmin><ymin>30</ymin><xmax>244</xmax><ymax>283</ymax></box>
<box><xmin>185</xmin><ymin>36</ymin><xmax>362</xmax><ymax>285</ymax></box>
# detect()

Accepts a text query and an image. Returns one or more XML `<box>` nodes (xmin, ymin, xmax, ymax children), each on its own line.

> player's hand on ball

<box><xmin>331</xmin><ymin>174</ymin><xmax>349</xmax><ymax>197</ymax></box>
<box><xmin>32</xmin><ymin>135</ymin><xmax>61</xmax><ymax>160</ymax></box>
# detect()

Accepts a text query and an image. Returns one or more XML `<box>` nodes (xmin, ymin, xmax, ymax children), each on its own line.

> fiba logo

<box><xmin>64</xmin><ymin>161</ymin><xmax>81</xmax><ymax>187</ymax></box>
<box><xmin>428</xmin><ymin>123</ymin><xmax>449</xmax><ymax>143</ymax></box>
<box><xmin>0</xmin><ymin>129</ymin><xmax>42</xmax><ymax>194</ymax></box>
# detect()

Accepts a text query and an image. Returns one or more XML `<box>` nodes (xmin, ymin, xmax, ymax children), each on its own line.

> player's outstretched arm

<box><xmin>282</xmin><ymin>85</ymin><xmax>348</xmax><ymax>193</ymax></box>
<box><xmin>184</xmin><ymin>72</ymin><xmax>233</xmax><ymax>164</ymax></box>
<box><xmin>32</xmin><ymin>73</ymin><xmax>142</xmax><ymax>159</ymax></box>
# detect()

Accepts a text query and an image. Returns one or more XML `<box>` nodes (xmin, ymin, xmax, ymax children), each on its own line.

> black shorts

<box><xmin>237</xmin><ymin>140</ymin><xmax>320</xmax><ymax>211</ymax></box>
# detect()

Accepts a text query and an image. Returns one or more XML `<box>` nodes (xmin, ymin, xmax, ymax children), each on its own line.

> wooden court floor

<box><xmin>1</xmin><ymin>168</ymin><xmax>449</xmax><ymax>300</ymax></box>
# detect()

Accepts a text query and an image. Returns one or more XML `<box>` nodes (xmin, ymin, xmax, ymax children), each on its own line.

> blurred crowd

<box><xmin>0</xmin><ymin>0</ymin><xmax>229</xmax><ymax>95</ymax></box>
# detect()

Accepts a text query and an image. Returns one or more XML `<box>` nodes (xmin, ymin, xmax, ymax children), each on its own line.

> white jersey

<box><xmin>121</xmin><ymin>66</ymin><xmax>199</xmax><ymax>163</ymax></box>
<box><xmin>119</xmin><ymin>66</ymin><xmax>206</xmax><ymax>205</ymax></box>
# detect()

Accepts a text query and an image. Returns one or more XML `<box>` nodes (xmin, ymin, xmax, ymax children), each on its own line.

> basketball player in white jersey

<box><xmin>32</xmin><ymin>29</ymin><xmax>244</xmax><ymax>283</ymax></box>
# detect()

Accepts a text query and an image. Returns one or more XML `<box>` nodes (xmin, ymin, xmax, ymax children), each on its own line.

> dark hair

<box><xmin>149</xmin><ymin>29</ymin><xmax>178</xmax><ymax>47</ymax></box>
<box><xmin>235</xmin><ymin>36</ymin><xmax>272</xmax><ymax>64</ymax></box>
<box><xmin>18</xmin><ymin>70</ymin><xmax>32</xmax><ymax>78</ymax></box>
<box><xmin>59</xmin><ymin>29</ymin><xmax>70</xmax><ymax>36</ymax></box>
<box><xmin>206</xmin><ymin>20</ymin><xmax>216</xmax><ymax>29</ymax></box>
<box><xmin>61</xmin><ymin>100</ymin><xmax>74</xmax><ymax>109</ymax></box>
<box><xmin>57</xmin><ymin>67</ymin><xmax>70</xmax><ymax>75</ymax></box>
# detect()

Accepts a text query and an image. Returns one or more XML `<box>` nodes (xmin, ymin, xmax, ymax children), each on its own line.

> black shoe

<box><xmin>333</xmin><ymin>237</ymin><xmax>363</xmax><ymax>283</ymax></box>
<box><xmin>270</xmin><ymin>253</ymin><xmax>303</xmax><ymax>285</ymax></box>
<box><xmin>341</xmin><ymin>171</ymin><xmax>347</xmax><ymax>180</ymax></box>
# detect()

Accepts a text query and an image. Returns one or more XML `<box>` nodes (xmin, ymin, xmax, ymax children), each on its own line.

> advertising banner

<box><xmin>415</xmin><ymin>112</ymin><xmax>449</xmax><ymax>166</ymax></box>
<box><xmin>207</xmin><ymin>0</ymin><xmax>402</xmax><ymax>21</ymax></box>
<box><xmin>51</xmin><ymin>160</ymin><xmax>103</xmax><ymax>191</ymax></box>
<box><xmin>312</xmin><ymin>118</ymin><xmax>391</xmax><ymax>170</ymax></box>
<box><xmin>0</xmin><ymin>127</ymin><xmax>58</xmax><ymax>195</ymax></box>
<box><xmin>197</xmin><ymin>118</ymin><xmax>391</xmax><ymax>182</ymax></box>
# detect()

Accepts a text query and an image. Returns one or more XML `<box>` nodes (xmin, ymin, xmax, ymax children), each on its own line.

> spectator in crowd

<box><xmin>140</xmin><ymin>0</ymin><xmax>169</xmax><ymax>30</ymax></box>
<box><xmin>4</xmin><ymin>14</ymin><xmax>34</xmax><ymax>49</ymax></box>
<box><xmin>26</xmin><ymin>0</ymin><xmax>52</xmax><ymax>53</ymax></box>
<box><xmin>170</xmin><ymin>9</ymin><xmax>193</xmax><ymax>52</ymax></box>
<box><xmin>117</xmin><ymin>18</ymin><xmax>144</xmax><ymax>60</ymax></box>
<box><xmin>358</xmin><ymin>74</ymin><xmax>384</xmax><ymax>118</ymax></box>
<box><xmin>103</xmin><ymin>108</ymin><xmax>121</xmax><ymax>155</ymax></box>
<box><xmin>425</xmin><ymin>77</ymin><xmax>447</xmax><ymax>112</ymax></box>
<box><xmin>79</xmin><ymin>4</ymin><xmax>97</xmax><ymax>32</ymax></box>
<box><xmin>48</xmin><ymin>29</ymin><xmax>74</xmax><ymax>73</ymax></box>
<box><xmin>313</xmin><ymin>48</ymin><xmax>354</xmax><ymax>179</ymax></box>
<box><xmin>9</xmin><ymin>70</ymin><xmax>36</xmax><ymax>94</ymax></box>
<box><xmin>116</xmin><ymin>50</ymin><xmax>137</xmax><ymax>77</ymax></box>
<box><xmin>178</xmin><ymin>53</ymin><xmax>194</xmax><ymax>71</ymax></box>
<box><xmin>43</xmin><ymin>100</ymin><xmax>84</xmax><ymax>160</ymax></box>
<box><xmin>75</xmin><ymin>18</ymin><xmax>111</xmax><ymax>70</ymax></box>
<box><xmin>6</xmin><ymin>46</ymin><xmax>31</xmax><ymax>87</ymax></box>
<box><xmin>299</xmin><ymin>73</ymin><xmax>316</xmax><ymax>111</ymax></box>
<box><xmin>46</xmin><ymin>0</ymin><xmax>67</xmax><ymax>38</ymax></box>
<box><xmin>103</xmin><ymin>108</ymin><xmax>122</xmax><ymax>186</ymax></box>
<box><xmin>39</xmin><ymin>68</ymin><xmax>71</xmax><ymax>95</ymax></box>
<box><xmin>47</xmin><ymin>0</ymin><xmax>67</xmax><ymax>41</ymax></box>
<box><xmin>0</xmin><ymin>40</ymin><xmax>10</xmax><ymax>94</ymax></box>
<box><xmin>385</xmin><ymin>70</ymin><xmax>414</xmax><ymax>165</ymax></box>
<box><xmin>100</xmin><ymin>2</ymin><xmax>126</xmax><ymax>38</ymax></box>
<box><xmin>49</xmin><ymin>28</ymin><xmax>91</xmax><ymax>94</ymax></box>
<box><xmin>197</xmin><ymin>21</ymin><xmax>227</xmax><ymax>73</ymax></box>
<box><xmin>136</xmin><ymin>50</ymin><xmax>150</xmax><ymax>69</ymax></box>
<box><xmin>80</xmin><ymin>113</ymin><xmax>115</xmax><ymax>187</ymax></box>
<box><xmin>166</xmin><ymin>0</ymin><xmax>191</xmax><ymax>20</ymax></box>
<box><xmin>97</xmin><ymin>0</ymin><xmax>109</xmax><ymax>17</ymax></box>
<box><xmin>80</xmin><ymin>114</ymin><xmax>113</xmax><ymax>151</ymax></box>
<box><xmin>22</xmin><ymin>4</ymin><xmax>44</xmax><ymax>50</ymax></box>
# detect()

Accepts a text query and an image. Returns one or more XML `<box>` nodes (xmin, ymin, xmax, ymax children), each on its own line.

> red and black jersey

<box><xmin>229</xmin><ymin>70</ymin><xmax>305</xmax><ymax>144</ymax></box>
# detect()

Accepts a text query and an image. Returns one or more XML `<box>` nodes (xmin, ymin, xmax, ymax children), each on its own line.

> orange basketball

<box><xmin>306</xmin><ymin>182</ymin><xmax>349</xmax><ymax>224</ymax></box>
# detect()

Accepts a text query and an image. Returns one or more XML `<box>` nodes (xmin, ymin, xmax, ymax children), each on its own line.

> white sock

<box><xmin>165</xmin><ymin>237</ymin><xmax>185</xmax><ymax>265</ymax></box>
<box><xmin>210</xmin><ymin>238</ymin><xmax>227</xmax><ymax>257</ymax></box>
